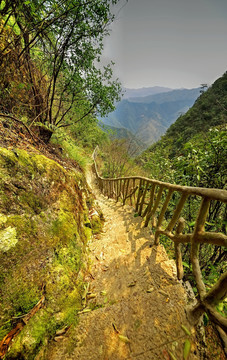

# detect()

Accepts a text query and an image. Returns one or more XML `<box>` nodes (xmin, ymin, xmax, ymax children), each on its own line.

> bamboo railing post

<box><xmin>107</xmin><ymin>180</ymin><xmax>109</xmax><ymax>198</ymax></box>
<box><xmin>165</xmin><ymin>193</ymin><xmax>188</xmax><ymax>233</ymax></box>
<box><xmin>110</xmin><ymin>180</ymin><xmax>112</xmax><ymax>198</ymax></box>
<box><xmin>105</xmin><ymin>180</ymin><xmax>108</xmax><ymax>197</ymax></box>
<box><xmin>138</xmin><ymin>180</ymin><xmax>149</xmax><ymax>216</ymax></box>
<box><xmin>109</xmin><ymin>181</ymin><xmax>111</xmax><ymax>197</ymax></box>
<box><xmin>109</xmin><ymin>180</ymin><xmax>111</xmax><ymax>198</ymax></box>
<box><xmin>110</xmin><ymin>180</ymin><xmax>113</xmax><ymax>198</ymax></box>
<box><xmin>116</xmin><ymin>180</ymin><xmax>119</xmax><ymax>201</ymax></box>
<box><xmin>119</xmin><ymin>179</ymin><xmax>122</xmax><ymax>200</ymax></box>
<box><xmin>154</xmin><ymin>188</ymin><xmax>173</xmax><ymax>243</ymax></box>
<box><xmin>113</xmin><ymin>180</ymin><xmax>116</xmax><ymax>199</ymax></box>
<box><xmin>174</xmin><ymin>217</ymin><xmax>185</xmax><ymax>280</ymax></box>
<box><xmin>123</xmin><ymin>179</ymin><xmax>130</xmax><ymax>205</ymax></box>
<box><xmin>129</xmin><ymin>179</ymin><xmax>133</xmax><ymax>206</ymax></box>
<box><xmin>191</xmin><ymin>197</ymin><xmax>210</xmax><ymax>300</ymax></box>
<box><xmin>142</xmin><ymin>183</ymin><xmax>155</xmax><ymax>218</ymax></box>
<box><xmin>103</xmin><ymin>180</ymin><xmax>106</xmax><ymax>196</ymax></box>
<box><xmin>145</xmin><ymin>186</ymin><xmax>163</xmax><ymax>229</ymax></box>
<box><xmin>135</xmin><ymin>179</ymin><xmax>144</xmax><ymax>212</ymax></box>
<box><xmin>121</xmin><ymin>179</ymin><xmax>125</xmax><ymax>202</ymax></box>
<box><xmin>133</xmin><ymin>179</ymin><xmax>136</xmax><ymax>206</ymax></box>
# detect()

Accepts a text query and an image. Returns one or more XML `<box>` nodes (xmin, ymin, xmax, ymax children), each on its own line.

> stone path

<box><xmin>44</xmin><ymin>172</ymin><xmax>198</xmax><ymax>360</ymax></box>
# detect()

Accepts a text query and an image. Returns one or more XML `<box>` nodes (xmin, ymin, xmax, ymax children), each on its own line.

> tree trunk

<box><xmin>38</xmin><ymin>126</ymin><xmax>53</xmax><ymax>144</ymax></box>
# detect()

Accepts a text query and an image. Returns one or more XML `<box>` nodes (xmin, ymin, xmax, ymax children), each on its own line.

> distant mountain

<box><xmin>128</xmin><ymin>88</ymin><xmax>200</xmax><ymax>104</ymax></box>
<box><xmin>122</xmin><ymin>86</ymin><xmax>172</xmax><ymax>99</ymax></box>
<box><xmin>140</xmin><ymin>71</ymin><xmax>227</xmax><ymax>160</ymax></box>
<box><xmin>101</xmin><ymin>87</ymin><xmax>200</xmax><ymax>146</ymax></box>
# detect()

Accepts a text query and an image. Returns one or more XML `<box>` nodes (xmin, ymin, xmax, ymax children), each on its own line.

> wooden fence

<box><xmin>93</xmin><ymin>148</ymin><xmax>227</xmax><ymax>336</ymax></box>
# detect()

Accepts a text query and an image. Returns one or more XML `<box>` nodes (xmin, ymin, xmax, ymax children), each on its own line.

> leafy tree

<box><xmin>172</xmin><ymin>126</ymin><xmax>227</xmax><ymax>189</ymax></box>
<box><xmin>100</xmin><ymin>138</ymin><xmax>143</xmax><ymax>178</ymax></box>
<box><xmin>0</xmin><ymin>0</ymin><xmax>123</xmax><ymax>142</ymax></box>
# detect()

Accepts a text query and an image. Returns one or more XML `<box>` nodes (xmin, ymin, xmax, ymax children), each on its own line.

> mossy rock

<box><xmin>90</xmin><ymin>214</ymin><xmax>103</xmax><ymax>234</ymax></box>
<box><xmin>0</xmin><ymin>146</ymin><xmax>92</xmax><ymax>358</ymax></box>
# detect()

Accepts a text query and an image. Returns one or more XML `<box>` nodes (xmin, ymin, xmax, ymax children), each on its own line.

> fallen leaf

<box><xmin>147</xmin><ymin>287</ymin><xmax>154</xmax><ymax>293</ymax></box>
<box><xmin>128</xmin><ymin>280</ymin><xmax>136</xmax><ymax>287</ymax></box>
<box><xmin>54</xmin><ymin>336</ymin><xmax>64</xmax><ymax>342</ymax></box>
<box><xmin>168</xmin><ymin>350</ymin><xmax>178</xmax><ymax>360</ymax></box>
<box><xmin>162</xmin><ymin>349</ymin><xmax>171</xmax><ymax>360</ymax></box>
<box><xmin>100</xmin><ymin>290</ymin><xmax>107</xmax><ymax>296</ymax></box>
<box><xmin>55</xmin><ymin>326</ymin><xmax>70</xmax><ymax>336</ymax></box>
<box><xmin>181</xmin><ymin>325</ymin><xmax>191</xmax><ymax>336</ymax></box>
<box><xmin>87</xmin><ymin>293</ymin><xmax>96</xmax><ymax>300</ymax></box>
<box><xmin>183</xmin><ymin>339</ymin><xmax>191</xmax><ymax>360</ymax></box>
<box><xmin>171</xmin><ymin>341</ymin><xmax>178</xmax><ymax>351</ymax></box>
<box><xmin>112</xmin><ymin>323</ymin><xmax>119</xmax><ymax>334</ymax></box>
<box><xmin>118</xmin><ymin>334</ymin><xmax>130</xmax><ymax>343</ymax></box>
<box><xmin>78</xmin><ymin>308</ymin><xmax>92</xmax><ymax>314</ymax></box>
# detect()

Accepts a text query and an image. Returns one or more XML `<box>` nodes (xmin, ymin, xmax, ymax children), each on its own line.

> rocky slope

<box><xmin>0</xmin><ymin>120</ymin><xmax>102</xmax><ymax>359</ymax></box>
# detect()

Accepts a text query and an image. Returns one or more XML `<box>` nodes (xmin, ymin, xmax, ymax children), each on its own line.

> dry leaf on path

<box><xmin>183</xmin><ymin>339</ymin><xmax>191</xmax><ymax>360</ymax></box>
<box><xmin>118</xmin><ymin>334</ymin><xmax>130</xmax><ymax>343</ymax></box>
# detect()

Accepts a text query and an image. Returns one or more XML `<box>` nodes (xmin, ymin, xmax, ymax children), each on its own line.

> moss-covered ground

<box><xmin>0</xmin><ymin>146</ymin><xmax>102</xmax><ymax>359</ymax></box>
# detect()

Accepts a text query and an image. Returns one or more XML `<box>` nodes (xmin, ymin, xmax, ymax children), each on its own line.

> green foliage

<box><xmin>0</xmin><ymin>0</ymin><xmax>123</xmax><ymax>141</ymax></box>
<box><xmin>99</xmin><ymin>138</ymin><xmax>145</xmax><ymax>178</ymax></box>
<box><xmin>172</xmin><ymin>127</ymin><xmax>227</xmax><ymax>189</ymax></box>
<box><xmin>0</xmin><ymin>146</ymin><xmax>94</xmax><ymax>357</ymax></box>
<box><xmin>70</xmin><ymin>115</ymin><xmax>109</xmax><ymax>149</ymax></box>
<box><xmin>51</xmin><ymin>129</ymin><xmax>89</xmax><ymax>170</ymax></box>
<box><xmin>165</xmin><ymin>72</ymin><xmax>227</xmax><ymax>153</ymax></box>
<box><xmin>137</xmin><ymin>73</ymin><xmax>227</xmax><ymax>288</ymax></box>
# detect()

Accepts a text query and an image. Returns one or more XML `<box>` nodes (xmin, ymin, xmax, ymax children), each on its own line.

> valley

<box><xmin>100</xmin><ymin>87</ymin><xmax>200</xmax><ymax>147</ymax></box>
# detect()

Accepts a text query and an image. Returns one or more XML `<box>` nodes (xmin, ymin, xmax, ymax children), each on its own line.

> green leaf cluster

<box><xmin>0</xmin><ymin>0</ymin><xmax>123</xmax><ymax>141</ymax></box>
<box><xmin>137</xmin><ymin>73</ymin><xmax>227</xmax><ymax>286</ymax></box>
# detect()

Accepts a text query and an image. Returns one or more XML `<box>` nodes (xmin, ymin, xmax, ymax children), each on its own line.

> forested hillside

<box><xmin>139</xmin><ymin>72</ymin><xmax>227</xmax><ymax>190</ymax></box>
<box><xmin>163</xmin><ymin>73</ymin><xmax>227</xmax><ymax>153</ymax></box>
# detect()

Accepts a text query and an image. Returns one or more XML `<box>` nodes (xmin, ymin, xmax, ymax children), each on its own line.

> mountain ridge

<box><xmin>101</xmin><ymin>87</ymin><xmax>200</xmax><ymax>146</ymax></box>
<box><xmin>122</xmin><ymin>86</ymin><xmax>173</xmax><ymax>99</ymax></box>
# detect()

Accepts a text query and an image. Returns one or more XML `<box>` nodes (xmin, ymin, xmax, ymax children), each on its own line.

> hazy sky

<box><xmin>103</xmin><ymin>0</ymin><xmax>227</xmax><ymax>89</ymax></box>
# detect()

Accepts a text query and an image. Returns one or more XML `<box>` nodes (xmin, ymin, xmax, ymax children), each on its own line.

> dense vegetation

<box><xmin>135</xmin><ymin>73</ymin><xmax>227</xmax><ymax>301</ymax></box>
<box><xmin>0</xmin><ymin>0</ymin><xmax>122</xmax><ymax>142</ymax></box>
<box><xmin>139</xmin><ymin>72</ymin><xmax>227</xmax><ymax>187</ymax></box>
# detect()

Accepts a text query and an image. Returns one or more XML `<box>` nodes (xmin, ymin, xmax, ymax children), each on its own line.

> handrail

<box><xmin>93</xmin><ymin>147</ymin><xmax>227</xmax><ymax>334</ymax></box>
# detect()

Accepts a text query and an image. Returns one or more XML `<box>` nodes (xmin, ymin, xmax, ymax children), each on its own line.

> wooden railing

<box><xmin>93</xmin><ymin>148</ymin><xmax>227</xmax><ymax>335</ymax></box>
